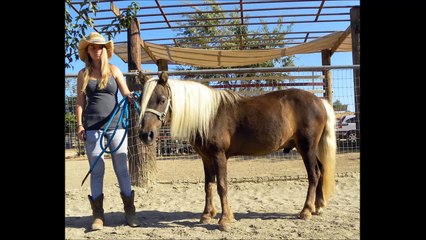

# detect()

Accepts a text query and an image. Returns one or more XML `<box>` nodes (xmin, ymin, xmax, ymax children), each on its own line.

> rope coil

<box><xmin>81</xmin><ymin>92</ymin><xmax>141</xmax><ymax>186</ymax></box>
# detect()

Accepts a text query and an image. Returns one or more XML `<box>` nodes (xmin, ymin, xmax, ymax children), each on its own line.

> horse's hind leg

<box><xmin>215</xmin><ymin>152</ymin><xmax>234</xmax><ymax>231</ymax></box>
<box><xmin>314</xmin><ymin>158</ymin><xmax>326</xmax><ymax>215</ymax></box>
<box><xmin>297</xmin><ymin>140</ymin><xmax>321</xmax><ymax>220</ymax></box>
<box><xmin>200</xmin><ymin>157</ymin><xmax>217</xmax><ymax>224</ymax></box>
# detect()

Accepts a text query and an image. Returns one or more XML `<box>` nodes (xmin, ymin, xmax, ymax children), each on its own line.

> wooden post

<box><xmin>157</xmin><ymin>59</ymin><xmax>168</xmax><ymax>72</ymax></box>
<box><xmin>127</xmin><ymin>17</ymin><xmax>157</xmax><ymax>188</ymax></box>
<box><xmin>321</xmin><ymin>49</ymin><xmax>332</xmax><ymax>106</ymax></box>
<box><xmin>350</xmin><ymin>6</ymin><xmax>360</xmax><ymax>142</ymax></box>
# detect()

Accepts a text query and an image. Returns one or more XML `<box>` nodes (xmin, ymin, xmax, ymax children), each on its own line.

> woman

<box><xmin>76</xmin><ymin>32</ymin><xmax>139</xmax><ymax>230</ymax></box>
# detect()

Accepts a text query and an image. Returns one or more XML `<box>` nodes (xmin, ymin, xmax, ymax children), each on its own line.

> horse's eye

<box><xmin>160</xmin><ymin>96</ymin><xmax>166</xmax><ymax>104</ymax></box>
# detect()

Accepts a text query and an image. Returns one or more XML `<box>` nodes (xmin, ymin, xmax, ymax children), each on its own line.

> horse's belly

<box><xmin>228</xmin><ymin>138</ymin><xmax>284</xmax><ymax>156</ymax></box>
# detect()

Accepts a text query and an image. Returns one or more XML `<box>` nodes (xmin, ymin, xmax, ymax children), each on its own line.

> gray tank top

<box><xmin>83</xmin><ymin>75</ymin><xmax>123</xmax><ymax>130</ymax></box>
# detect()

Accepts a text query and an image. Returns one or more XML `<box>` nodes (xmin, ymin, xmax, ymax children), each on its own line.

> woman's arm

<box><xmin>76</xmin><ymin>70</ymin><xmax>86</xmax><ymax>141</ymax></box>
<box><xmin>111</xmin><ymin>65</ymin><xmax>132</xmax><ymax>97</ymax></box>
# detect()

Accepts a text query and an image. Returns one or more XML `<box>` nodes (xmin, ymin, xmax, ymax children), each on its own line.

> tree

<box><xmin>174</xmin><ymin>0</ymin><xmax>295</xmax><ymax>93</ymax></box>
<box><xmin>333</xmin><ymin>99</ymin><xmax>348</xmax><ymax>111</ymax></box>
<box><xmin>64</xmin><ymin>112</ymin><xmax>77</xmax><ymax>133</ymax></box>
<box><xmin>65</xmin><ymin>0</ymin><xmax>99</xmax><ymax>70</ymax></box>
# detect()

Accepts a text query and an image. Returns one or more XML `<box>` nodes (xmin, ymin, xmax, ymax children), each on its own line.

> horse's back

<box><xmin>271</xmin><ymin>88</ymin><xmax>328</xmax><ymax>135</ymax></box>
<box><xmin>240</xmin><ymin>88</ymin><xmax>326</xmax><ymax>121</ymax></box>
<box><xmin>211</xmin><ymin>88</ymin><xmax>327</xmax><ymax>156</ymax></box>
<box><xmin>259</xmin><ymin>88</ymin><xmax>322</xmax><ymax>103</ymax></box>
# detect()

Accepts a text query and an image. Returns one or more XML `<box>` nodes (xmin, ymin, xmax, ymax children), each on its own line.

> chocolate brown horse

<box><xmin>138</xmin><ymin>73</ymin><xmax>336</xmax><ymax>231</ymax></box>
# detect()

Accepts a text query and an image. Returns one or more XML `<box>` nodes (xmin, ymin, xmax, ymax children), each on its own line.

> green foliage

<box><xmin>65</xmin><ymin>0</ymin><xmax>99</xmax><ymax>69</ymax></box>
<box><xmin>65</xmin><ymin>95</ymin><xmax>77</xmax><ymax>133</ymax></box>
<box><xmin>65</xmin><ymin>112</ymin><xmax>77</xmax><ymax>133</ymax></box>
<box><xmin>101</xmin><ymin>2</ymin><xmax>140</xmax><ymax>40</ymax></box>
<box><xmin>333</xmin><ymin>99</ymin><xmax>348</xmax><ymax>111</ymax></box>
<box><xmin>173</xmin><ymin>0</ymin><xmax>295</xmax><ymax>92</ymax></box>
<box><xmin>65</xmin><ymin>0</ymin><xmax>140</xmax><ymax>69</ymax></box>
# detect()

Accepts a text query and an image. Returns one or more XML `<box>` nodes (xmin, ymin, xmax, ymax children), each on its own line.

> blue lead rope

<box><xmin>81</xmin><ymin>92</ymin><xmax>141</xmax><ymax>186</ymax></box>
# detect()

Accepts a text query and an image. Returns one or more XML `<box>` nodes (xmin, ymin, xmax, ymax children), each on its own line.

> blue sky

<box><xmin>65</xmin><ymin>0</ymin><xmax>359</xmax><ymax>111</ymax></box>
<box><xmin>65</xmin><ymin>0</ymin><xmax>358</xmax><ymax>73</ymax></box>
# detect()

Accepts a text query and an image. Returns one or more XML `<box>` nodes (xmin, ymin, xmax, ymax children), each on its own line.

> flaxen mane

<box><xmin>139</xmin><ymin>78</ymin><xmax>241</xmax><ymax>142</ymax></box>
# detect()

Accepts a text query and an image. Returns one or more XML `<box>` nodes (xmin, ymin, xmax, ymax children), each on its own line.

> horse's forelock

<box><xmin>138</xmin><ymin>78</ymin><xmax>159</xmax><ymax>125</ymax></box>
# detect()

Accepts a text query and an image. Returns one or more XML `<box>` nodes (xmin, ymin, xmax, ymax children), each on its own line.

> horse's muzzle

<box><xmin>139</xmin><ymin>129</ymin><xmax>155</xmax><ymax>145</ymax></box>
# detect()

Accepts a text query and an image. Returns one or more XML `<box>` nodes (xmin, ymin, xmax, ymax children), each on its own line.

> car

<box><xmin>336</xmin><ymin>114</ymin><xmax>358</xmax><ymax>144</ymax></box>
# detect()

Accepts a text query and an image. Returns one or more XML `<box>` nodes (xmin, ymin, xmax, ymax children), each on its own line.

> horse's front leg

<box><xmin>215</xmin><ymin>153</ymin><xmax>234</xmax><ymax>231</ymax></box>
<box><xmin>200</xmin><ymin>157</ymin><xmax>217</xmax><ymax>224</ymax></box>
<box><xmin>299</xmin><ymin>145</ymin><xmax>321</xmax><ymax>220</ymax></box>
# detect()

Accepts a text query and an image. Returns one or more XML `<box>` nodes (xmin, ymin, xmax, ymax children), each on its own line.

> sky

<box><xmin>65</xmin><ymin>0</ymin><xmax>359</xmax><ymax>111</ymax></box>
<box><xmin>65</xmin><ymin>0</ymin><xmax>359</xmax><ymax>73</ymax></box>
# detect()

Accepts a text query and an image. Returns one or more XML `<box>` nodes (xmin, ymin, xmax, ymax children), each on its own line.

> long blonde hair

<box><xmin>81</xmin><ymin>47</ymin><xmax>111</xmax><ymax>94</ymax></box>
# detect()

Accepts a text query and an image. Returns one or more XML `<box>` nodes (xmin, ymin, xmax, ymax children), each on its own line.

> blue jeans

<box><xmin>84</xmin><ymin>129</ymin><xmax>131</xmax><ymax>199</ymax></box>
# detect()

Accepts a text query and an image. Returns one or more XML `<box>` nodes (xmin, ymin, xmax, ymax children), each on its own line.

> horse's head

<box><xmin>138</xmin><ymin>72</ymin><xmax>171</xmax><ymax>145</ymax></box>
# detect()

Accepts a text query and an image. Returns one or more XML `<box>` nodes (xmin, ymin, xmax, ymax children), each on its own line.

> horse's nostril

<box><xmin>139</xmin><ymin>130</ymin><xmax>155</xmax><ymax>144</ymax></box>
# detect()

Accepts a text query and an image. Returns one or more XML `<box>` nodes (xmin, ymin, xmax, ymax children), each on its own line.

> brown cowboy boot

<box><xmin>120</xmin><ymin>190</ymin><xmax>140</xmax><ymax>227</ymax></box>
<box><xmin>88</xmin><ymin>194</ymin><xmax>104</xmax><ymax>230</ymax></box>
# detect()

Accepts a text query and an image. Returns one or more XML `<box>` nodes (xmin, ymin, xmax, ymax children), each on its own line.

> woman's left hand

<box><xmin>127</xmin><ymin>92</ymin><xmax>135</xmax><ymax>105</ymax></box>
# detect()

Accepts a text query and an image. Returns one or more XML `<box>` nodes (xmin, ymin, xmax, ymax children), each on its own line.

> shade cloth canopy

<box><xmin>114</xmin><ymin>31</ymin><xmax>351</xmax><ymax>68</ymax></box>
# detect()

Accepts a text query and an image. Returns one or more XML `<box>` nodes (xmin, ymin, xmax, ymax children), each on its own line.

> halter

<box><xmin>145</xmin><ymin>98</ymin><xmax>171</xmax><ymax>124</ymax></box>
<box><xmin>144</xmin><ymin>84</ymin><xmax>172</xmax><ymax>125</ymax></box>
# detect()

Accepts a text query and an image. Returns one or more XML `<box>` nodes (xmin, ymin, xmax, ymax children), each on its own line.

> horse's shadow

<box><xmin>65</xmin><ymin>210</ymin><xmax>297</xmax><ymax>232</ymax></box>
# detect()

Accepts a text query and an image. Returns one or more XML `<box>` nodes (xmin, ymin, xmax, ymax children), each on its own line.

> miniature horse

<box><xmin>138</xmin><ymin>73</ymin><xmax>336</xmax><ymax>231</ymax></box>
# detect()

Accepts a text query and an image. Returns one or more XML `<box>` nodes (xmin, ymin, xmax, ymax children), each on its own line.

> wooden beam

<box><xmin>137</xmin><ymin>19</ymin><xmax>349</xmax><ymax>32</ymax></box>
<box><xmin>239</xmin><ymin>0</ymin><xmax>244</xmax><ymax>50</ymax></box>
<box><xmin>314</xmin><ymin>0</ymin><xmax>326</xmax><ymax>21</ymax></box>
<box><xmin>125</xmin><ymin>16</ymin><xmax>153</xmax><ymax>188</ymax></box>
<box><xmin>183</xmin><ymin>75</ymin><xmax>324</xmax><ymax>83</ymax></box>
<box><xmin>110</xmin><ymin>2</ymin><xmax>120</xmax><ymax>17</ymax></box>
<box><xmin>236</xmin><ymin>89</ymin><xmax>325</xmax><ymax>96</ymax></box>
<box><xmin>209</xmin><ymin>82</ymin><xmax>324</xmax><ymax>88</ymax></box>
<box><xmin>94</xmin><ymin>5</ymin><xmax>354</xmax><ymax>21</ymax></box>
<box><xmin>350</xmin><ymin>6</ymin><xmax>360</xmax><ymax>141</ymax></box>
<box><xmin>157</xmin><ymin>59</ymin><xmax>168</xmax><ymax>71</ymax></box>
<box><xmin>321</xmin><ymin>49</ymin><xmax>332</xmax><ymax>105</ymax></box>
<box><xmin>127</xmin><ymin>18</ymin><xmax>142</xmax><ymax>71</ymax></box>
<box><xmin>120</xmin><ymin>30</ymin><xmax>335</xmax><ymax>42</ymax></box>
<box><xmin>304</xmin><ymin>33</ymin><xmax>309</xmax><ymax>43</ymax></box>
<box><xmin>330</xmin><ymin>26</ymin><xmax>351</xmax><ymax>55</ymax></box>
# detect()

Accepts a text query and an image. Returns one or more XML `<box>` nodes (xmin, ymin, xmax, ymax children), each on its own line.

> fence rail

<box><xmin>65</xmin><ymin>65</ymin><xmax>360</xmax><ymax>159</ymax></box>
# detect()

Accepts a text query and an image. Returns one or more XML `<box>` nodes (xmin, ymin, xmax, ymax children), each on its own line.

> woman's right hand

<box><xmin>77</xmin><ymin>125</ymin><xmax>86</xmax><ymax>141</ymax></box>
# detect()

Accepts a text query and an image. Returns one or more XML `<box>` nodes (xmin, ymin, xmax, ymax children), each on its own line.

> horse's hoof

<box><xmin>200</xmin><ymin>208</ymin><xmax>217</xmax><ymax>223</ymax></box>
<box><xmin>299</xmin><ymin>210</ymin><xmax>312</xmax><ymax>220</ymax></box>
<box><xmin>314</xmin><ymin>207</ymin><xmax>323</xmax><ymax>215</ymax></box>
<box><xmin>201</xmin><ymin>212</ymin><xmax>216</xmax><ymax>224</ymax></box>
<box><xmin>200</xmin><ymin>216</ymin><xmax>212</xmax><ymax>224</ymax></box>
<box><xmin>218</xmin><ymin>223</ymin><xmax>231</xmax><ymax>232</ymax></box>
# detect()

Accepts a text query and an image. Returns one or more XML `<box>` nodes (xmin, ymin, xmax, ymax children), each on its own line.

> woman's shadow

<box><xmin>65</xmin><ymin>210</ymin><xmax>297</xmax><ymax>232</ymax></box>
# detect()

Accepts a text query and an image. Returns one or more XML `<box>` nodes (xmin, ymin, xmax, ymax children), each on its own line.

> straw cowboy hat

<box><xmin>78</xmin><ymin>32</ymin><xmax>114</xmax><ymax>61</ymax></box>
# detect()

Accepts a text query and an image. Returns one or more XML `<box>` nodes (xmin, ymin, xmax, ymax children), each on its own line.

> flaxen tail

<box><xmin>317</xmin><ymin>99</ymin><xmax>337</xmax><ymax>203</ymax></box>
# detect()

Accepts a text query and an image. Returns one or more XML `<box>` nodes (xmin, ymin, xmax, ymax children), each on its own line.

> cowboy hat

<box><xmin>78</xmin><ymin>32</ymin><xmax>114</xmax><ymax>61</ymax></box>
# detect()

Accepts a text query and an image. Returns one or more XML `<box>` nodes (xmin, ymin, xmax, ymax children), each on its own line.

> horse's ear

<box><xmin>137</xmin><ymin>71</ymin><xmax>148</xmax><ymax>84</ymax></box>
<box><xmin>158</xmin><ymin>71</ymin><xmax>168</xmax><ymax>84</ymax></box>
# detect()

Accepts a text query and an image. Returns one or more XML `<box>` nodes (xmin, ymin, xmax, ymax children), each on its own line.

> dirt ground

<box><xmin>65</xmin><ymin>152</ymin><xmax>360</xmax><ymax>239</ymax></box>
